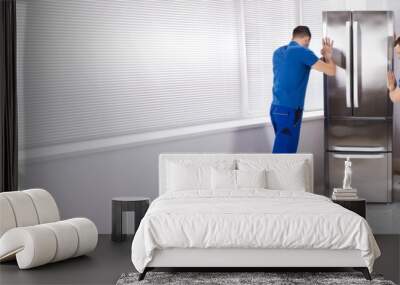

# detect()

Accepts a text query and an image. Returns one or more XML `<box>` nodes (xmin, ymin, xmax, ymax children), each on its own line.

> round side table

<box><xmin>112</xmin><ymin>197</ymin><xmax>150</xmax><ymax>242</ymax></box>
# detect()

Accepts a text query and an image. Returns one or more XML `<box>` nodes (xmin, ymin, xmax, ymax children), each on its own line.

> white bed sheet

<box><xmin>131</xmin><ymin>189</ymin><xmax>380</xmax><ymax>273</ymax></box>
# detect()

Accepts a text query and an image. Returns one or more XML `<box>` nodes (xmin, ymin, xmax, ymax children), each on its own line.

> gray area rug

<box><xmin>116</xmin><ymin>271</ymin><xmax>396</xmax><ymax>285</ymax></box>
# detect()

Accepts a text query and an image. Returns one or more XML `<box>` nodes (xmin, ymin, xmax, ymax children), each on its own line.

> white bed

<box><xmin>131</xmin><ymin>153</ymin><xmax>380</xmax><ymax>281</ymax></box>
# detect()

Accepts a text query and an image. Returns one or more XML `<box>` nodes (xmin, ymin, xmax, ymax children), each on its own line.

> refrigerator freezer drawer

<box><xmin>325</xmin><ymin>118</ymin><xmax>392</xmax><ymax>151</ymax></box>
<box><xmin>327</xmin><ymin>151</ymin><xmax>392</xmax><ymax>203</ymax></box>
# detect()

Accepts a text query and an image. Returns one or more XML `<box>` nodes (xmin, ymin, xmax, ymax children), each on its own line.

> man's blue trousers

<box><xmin>270</xmin><ymin>104</ymin><xmax>303</xmax><ymax>153</ymax></box>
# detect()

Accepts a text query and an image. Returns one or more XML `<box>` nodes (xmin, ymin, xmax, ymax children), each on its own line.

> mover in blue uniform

<box><xmin>271</xmin><ymin>26</ymin><xmax>336</xmax><ymax>153</ymax></box>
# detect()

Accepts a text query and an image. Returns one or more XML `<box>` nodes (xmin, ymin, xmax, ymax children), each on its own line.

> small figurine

<box><xmin>342</xmin><ymin>157</ymin><xmax>352</xmax><ymax>190</ymax></box>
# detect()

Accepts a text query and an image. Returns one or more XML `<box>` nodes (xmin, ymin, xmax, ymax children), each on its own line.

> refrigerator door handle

<box><xmin>330</xmin><ymin>146</ymin><xmax>386</xmax><ymax>152</ymax></box>
<box><xmin>388</xmin><ymin>16</ymin><xmax>394</xmax><ymax>72</ymax></box>
<box><xmin>332</xmin><ymin>153</ymin><xmax>385</xmax><ymax>159</ymax></box>
<box><xmin>345</xmin><ymin>21</ymin><xmax>352</xmax><ymax>108</ymax></box>
<box><xmin>353</xmin><ymin>21</ymin><xmax>359</xmax><ymax>108</ymax></box>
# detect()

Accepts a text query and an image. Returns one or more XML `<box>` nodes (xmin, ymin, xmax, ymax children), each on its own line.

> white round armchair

<box><xmin>0</xmin><ymin>189</ymin><xmax>98</xmax><ymax>269</ymax></box>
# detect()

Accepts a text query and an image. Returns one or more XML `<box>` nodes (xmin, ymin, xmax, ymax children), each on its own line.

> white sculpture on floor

<box><xmin>342</xmin><ymin>157</ymin><xmax>352</xmax><ymax>190</ymax></box>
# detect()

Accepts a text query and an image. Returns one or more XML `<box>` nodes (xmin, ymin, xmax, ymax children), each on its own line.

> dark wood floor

<box><xmin>1</xmin><ymin>235</ymin><xmax>399</xmax><ymax>285</ymax></box>
<box><xmin>0</xmin><ymin>235</ymin><xmax>133</xmax><ymax>285</ymax></box>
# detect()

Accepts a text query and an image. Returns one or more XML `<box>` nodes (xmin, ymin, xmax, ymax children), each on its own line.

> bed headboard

<box><xmin>159</xmin><ymin>153</ymin><xmax>314</xmax><ymax>195</ymax></box>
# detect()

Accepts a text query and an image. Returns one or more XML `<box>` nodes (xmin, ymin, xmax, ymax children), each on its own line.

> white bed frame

<box><xmin>140</xmin><ymin>153</ymin><xmax>370</xmax><ymax>280</ymax></box>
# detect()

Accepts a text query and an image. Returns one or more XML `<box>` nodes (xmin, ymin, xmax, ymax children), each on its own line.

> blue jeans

<box><xmin>270</xmin><ymin>104</ymin><xmax>303</xmax><ymax>153</ymax></box>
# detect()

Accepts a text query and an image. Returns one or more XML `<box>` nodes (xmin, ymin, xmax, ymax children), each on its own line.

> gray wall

<box><xmin>19</xmin><ymin>119</ymin><xmax>324</xmax><ymax>234</ymax></box>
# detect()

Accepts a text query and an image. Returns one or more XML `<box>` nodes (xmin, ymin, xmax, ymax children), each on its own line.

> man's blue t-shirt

<box><xmin>272</xmin><ymin>41</ymin><xmax>319</xmax><ymax>109</ymax></box>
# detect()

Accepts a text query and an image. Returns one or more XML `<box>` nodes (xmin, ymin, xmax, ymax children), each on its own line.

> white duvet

<box><xmin>131</xmin><ymin>189</ymin><xmax>380</xmax><ymax>273</ymax></box>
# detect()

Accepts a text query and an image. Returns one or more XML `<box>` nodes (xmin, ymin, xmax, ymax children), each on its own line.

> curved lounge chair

<box><xmin>0</xmin><ymin>189</ymin><xmax>98</xmax><ymax>269</ymax></box>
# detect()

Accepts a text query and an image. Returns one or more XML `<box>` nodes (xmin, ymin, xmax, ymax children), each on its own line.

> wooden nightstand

<box><xmin>332</xmin><ymin>198</ymin><xmax>366</xmax><ymax>218</ymax></box>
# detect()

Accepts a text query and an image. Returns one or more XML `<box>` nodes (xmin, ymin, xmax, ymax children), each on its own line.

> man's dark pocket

<box><xmin>294</xmin><ymin>108</ymin><xmax>303</xmax><ymax>126</ymax></box>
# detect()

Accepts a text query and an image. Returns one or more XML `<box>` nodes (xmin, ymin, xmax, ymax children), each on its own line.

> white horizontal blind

<box><xmin>17</xmin><ymin>0</ymin><xmax>242</xmax><ymax>149</ymax></box>
<box><xmin>301</xmin><ymin>0</ymin><xmax>332</xmax><ymax>111</ymax></box>
<box><xmin>242</xmin><ymin>0</ymin><xmax>298</xmax><ymax>116</ymax></box>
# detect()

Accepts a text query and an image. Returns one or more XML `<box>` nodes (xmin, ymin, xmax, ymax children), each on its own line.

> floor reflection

<box><xmin>367</xmin><ymin>201</ymin><xmax>400</xmax><ymax>284</ymax></box>
<box><xmin>373</xmin><ymin>235</ymin><xmax>400</xmax><ymax>284</ymax></box>
<box><xmin>367</xmin><ymin>202</ymin><xmax>400</xmax><ymax>235</ymax></box>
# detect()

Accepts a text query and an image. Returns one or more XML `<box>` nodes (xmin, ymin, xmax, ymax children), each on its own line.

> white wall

<box><xmin>19</xmin><ymin>119</ymin><xmax>324</xmax><ymax>234</ymax></box>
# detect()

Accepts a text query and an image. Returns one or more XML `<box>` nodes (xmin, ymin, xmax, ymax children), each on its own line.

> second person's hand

<box><xmin>387</xmin><ymin>71</ymin><xmax>396</xmax><ymax>91</ymax></box>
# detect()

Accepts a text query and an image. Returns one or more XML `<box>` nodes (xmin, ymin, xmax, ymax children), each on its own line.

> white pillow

<box><xmin>237</xmin><ymin>158</ymin><xmax>309</xmax><ymax>191</ymax></box>
<box><xmin>236</xmin><ymin>169</ymin><xmax>267</xmax><ymax>188</ymax></box>
<box><xmin>266</xmin><ymin>162</ymin><xmax>307</xmax><ymax>191</ymax></box>
<box><xmin>167</xmin><ymin>162</ymin><xmax>212</xmax><ymax>191</ymax></box>
<box><xmin>211</xmin><ymin>168</ymin><xmax>237</xmax><ymax>190</ymax></box>
<box><xmin>211</xmin><ymin>168</ymin><xmax>268</xmax><ymax>190</ymax></box>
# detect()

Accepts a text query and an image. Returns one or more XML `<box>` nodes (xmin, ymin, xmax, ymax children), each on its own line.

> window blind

<box><xmin>17</xmin><ymin>0</ymin><xmax>242</xmax><ymax>149</ymax></box>
<box><xmin>242</xmin><ymin>0</ymin><xmax>298</xmax><ymax>116</ymax></box>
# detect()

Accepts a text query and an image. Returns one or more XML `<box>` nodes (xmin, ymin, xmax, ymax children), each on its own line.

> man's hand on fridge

<box><xmin>313</xmin><ymin>37</ymin><xmax>336</xmax><ymax>76</ymax></box>
<box><xmin>321</xmin><ymin>37</ymin><xmax>334</xmax><ymax>62</ymax></box>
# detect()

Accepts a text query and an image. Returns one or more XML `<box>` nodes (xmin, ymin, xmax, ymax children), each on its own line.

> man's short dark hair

<box><xmin>292</xmin><ymin>26</ymin><xmax>312</xmax><ymax>39</ymax></box>
<box><xmin>394</xmin><ymin>36</ymin><xmax>400</xmax><ymax>47</ymax></box>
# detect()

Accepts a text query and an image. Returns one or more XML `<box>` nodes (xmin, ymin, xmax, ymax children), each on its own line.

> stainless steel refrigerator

<box><xmin>323</xmin><ymin>11</ymin><xmax>394</xmax><ymax>203</ymax></box>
